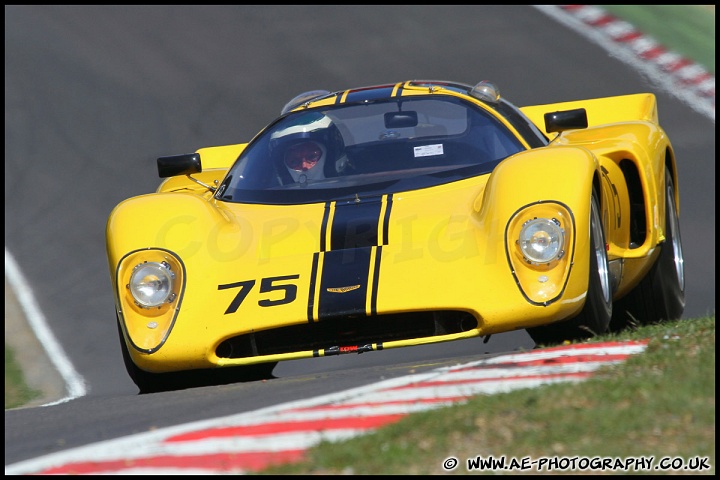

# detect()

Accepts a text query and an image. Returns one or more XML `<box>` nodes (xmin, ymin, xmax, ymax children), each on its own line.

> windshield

<box><xmin>216</xmin><ymin>96</ymin><xmax>525</xmax><ymax>204</ymax></box>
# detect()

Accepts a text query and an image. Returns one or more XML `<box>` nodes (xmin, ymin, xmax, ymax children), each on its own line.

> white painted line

<box><xmin>4</xmin><ymin>247</ymin><xmax>87</xmax><ymax>403</ymax></box>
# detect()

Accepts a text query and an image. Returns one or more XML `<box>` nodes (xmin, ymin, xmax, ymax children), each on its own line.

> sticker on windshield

<box><xmin>414</xmin><ymin>144</ymin><xmax>444</xmax><ymax>158</ymax></box>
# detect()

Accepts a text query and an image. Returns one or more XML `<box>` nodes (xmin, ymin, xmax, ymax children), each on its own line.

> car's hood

<box><xmin>210</xmin><ymin>175</ymin><xmax>498</xmax><ymax>321</ymax></box>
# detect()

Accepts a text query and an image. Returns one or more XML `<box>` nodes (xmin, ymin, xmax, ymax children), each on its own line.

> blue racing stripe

<box><xmin>370</xmin><ymin>245</ymin><xmax>383</xmax><ymax>315</ymax></box>
<box><xmin>318</xmin><ymin>247</ymin><xmax>372</xmax><ymax>319</ymax></box>
<box><xmin>312</xmin><ymin>195</ymin><xmax>392</xmax><ymax>320</ymax></box>
<box><xmin>307</xmin><ymin>252</ymin><xmax>320</xmax><ymax>322</ymax></box>
<box><xmin>330</xmin><ymin>198</ymin><xmax>382</xmax><ymax>250</ymax></box>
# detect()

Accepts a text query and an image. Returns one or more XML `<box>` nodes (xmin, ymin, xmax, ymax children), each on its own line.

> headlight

<box><xmin>519</xmin><ymin>218</ymin><xmax>564</xmax><ymax>264</ymax></box>
<box><xmin>128</xmin><ymin>261</ymin><xmax>176</xmax><ymax>308</ymax></box>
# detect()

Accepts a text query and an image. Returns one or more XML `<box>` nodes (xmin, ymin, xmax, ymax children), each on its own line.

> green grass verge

<box><xmin>600</xmin><ymin>5</ymin><xmax>715</xmax><ymax>74</ymax></box>
<box><xmin>261</xmin><ymin>315</ymin><xmax>715</xmax><ymax>475</ymax></box>
<box><xmin>5</xmin><ymin>345</ymin><xmax>40</xmax><ymax>409</ymax></box>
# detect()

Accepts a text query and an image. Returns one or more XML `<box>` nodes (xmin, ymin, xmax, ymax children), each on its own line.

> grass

<box><xmin>599</xmin><ymin>5</ymin><xmax>715</xmax><ymax>74</ymax></box>
<box><xmin>260</xmin><ymin>315</ymin><xmax>715</xmax><ymax>475</ymax></box>
<box><xmin>5</xmin><ymin>345</ymin><xmax>40</xmax><ymax>409</ymax></box>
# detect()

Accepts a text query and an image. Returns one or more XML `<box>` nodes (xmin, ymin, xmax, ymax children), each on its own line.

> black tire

<box><xmin>117</xmin><ymin>320</ymin><xmax>277</xmax><ymax>394</ymax></box>
<box><xmin>527</xmin><ymin>187</ymin><xmax>612</xmax><ymax>346</ymax></box>
<box><xmin>610</xmin><ymin>167</ymin><xmax>685</xmax><ymax>331</ymax></box>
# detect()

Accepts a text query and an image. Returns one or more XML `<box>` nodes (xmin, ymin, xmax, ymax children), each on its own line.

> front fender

<box><xmin>106</xmin><ymin>193</ymin><xmax>236</xmax><ymax>269</ymax></box>
<box><xmin>476</xmin><ymin>146</ymin><xmax>597</xmax><ymax>217</ymax></box>
<box><xmin>475</xmin><ymin>146</ymin><xmax>599</xmax><ymax>310</ymax></box>
<box><xmin>106</xmin><ymin>193</ymin><xmax>246</xmax><ymax>362</ymax></box>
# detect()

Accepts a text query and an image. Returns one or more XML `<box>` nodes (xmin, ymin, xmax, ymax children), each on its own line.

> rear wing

<box><xmin>520</xmin><ymin>93</ymin><xmax>658</xmax><ymax>137</ymax></box>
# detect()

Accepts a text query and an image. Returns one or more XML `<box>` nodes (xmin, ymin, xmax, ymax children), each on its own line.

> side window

<box><xmin>464</xmin><ymin>111</ymin><xmax>524</xmax><ymax>162</ymax></box>
<box><xmin>496</xmin><ymin>100</ymin><xmax>549</xmax><ymax>147</ymax></box>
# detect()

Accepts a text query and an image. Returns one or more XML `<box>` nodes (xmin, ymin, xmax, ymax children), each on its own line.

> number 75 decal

<box><xmin>218</xmin><ymin>274</ymin><xmax>300</xmax><ymax>314</ymax></box>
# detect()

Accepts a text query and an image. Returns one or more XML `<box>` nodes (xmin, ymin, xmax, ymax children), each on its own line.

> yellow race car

<box><xmin>106</xmin><ymin>80</ymin><xmax>685</xmax><ymax>393</ymax></box>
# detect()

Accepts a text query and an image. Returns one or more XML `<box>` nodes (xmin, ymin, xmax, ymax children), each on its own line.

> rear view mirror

<box><xmin>157</xmin><ymin>153</ymin><xmax>202</xmax><ymax>178</ymax></box>
<box><xmin>384</xmin><ymin>111</ymin><xmax>418</xmax><ymax>128</ymax></box>
<box><xmin>544</xmin><ymin>108</ymin><xmax>588</xmax><ymax>133</ymax></box>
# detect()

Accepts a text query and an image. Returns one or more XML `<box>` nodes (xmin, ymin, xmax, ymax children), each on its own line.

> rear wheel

<box><xmin>527</xmin><ymin>187</ymin><xmax>612</xmax><ymax>346</ymax></box>
<box><xmin>117</xmin><ymin>320</ymin><xmax>277</xmax><ymax>394</ymax></box>
<box><xmin>610</xmin><ymin>167</ymin><xmax>685</xmax><ymax>331</ymax></box>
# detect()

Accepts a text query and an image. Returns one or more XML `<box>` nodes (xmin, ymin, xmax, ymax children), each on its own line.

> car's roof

<box><xmin>284</xmin><ymin>80</ymin><xmax>481</xmax><ymax>114</ymax></box>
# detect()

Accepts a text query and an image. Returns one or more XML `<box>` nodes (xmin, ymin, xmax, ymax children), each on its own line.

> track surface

<box><xmin>7</xmin><ymin>341</ymin><xmax>650</xmax><ymax>474</ymax></box>
<box><xmin>5</xmin><ymin>5</ymin><xmax>714</xmax><ymax>467</ymax></box>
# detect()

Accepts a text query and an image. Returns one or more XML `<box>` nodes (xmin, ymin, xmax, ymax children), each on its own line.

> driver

<box><xmin>270</xmin><ymin>112</ymin><xmax>348</xmax><ymax>184</ymax></box>
<box><xmin>283</xmin><ymin>139</ymin><xmax>327</xmax><ymax>183</ymax></box>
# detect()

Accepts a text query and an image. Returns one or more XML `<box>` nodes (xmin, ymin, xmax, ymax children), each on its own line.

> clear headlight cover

<box><xmin>129</xmin><ymin>262</ymin><xmax>176</xmax><ymax>308</ymax></box>
<box><xmin>519</xmin><ymin>218</ymin><xmax>564</xmax><ymax>264</ymax></box>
